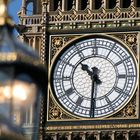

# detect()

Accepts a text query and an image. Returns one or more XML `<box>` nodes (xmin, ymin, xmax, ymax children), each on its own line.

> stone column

<box><xmin>89</xmin><ymin>0</ymin><xmax>94</xmax><ymax>10</ymax></box>
<box><xmin>32</xmin><ymin>36</ymin><xmax>36</xmax><ymax>50</ymax></box>
<box><xmin>125</xmin><ymin>131</ymin><xmax>129</xmax><ymax>140</ymax></box>
<box><xmin>21</xmin><ymin>0</ymin><xmax>26</xmax><ymax>15</ymax></box>
<box><xmin>68</xmin><ymin>132</ymin><xmax>72</xmax><ymax>140</ymax></box>
<box><xmin>118</xmin><ymin>0</ymin><xmax>122</xmax><ymax>7</ymax></box>
<box><xmin>81</xmin><ymin>132</ymin><xmax>86</xmax><ymax>140</ymax></box>
<box><xmin>62</xmin><ymin>0</ymin><xmax>66</xmax><ymax>11</ymax></box>
<box><xmin>97</xmin><ymin>131</ymin><xmax>100</xmax><ymax>140</ymax></box>
<box><xmin>75</xmin><ymin>0</ymin><xmax>79</xmax><ymax>10</ymax></box>
<box><xmin>53</xmin><ymin>133</ymin><xmax>57</xmax><ymax>140</ymax></box>
<box><xmin>102</xmin><ymin>0</ymin><xmax>107</xmax><ymax>9</ymax></box>
<box><xmin>111</xmin><ymin>131</ymin><xmax>115</xmax><ymax>140</ymax></box>
<box><xmin>29</xmin><ymin>105</ymin><xmax>33</xmax><ymax>124</ymax></box>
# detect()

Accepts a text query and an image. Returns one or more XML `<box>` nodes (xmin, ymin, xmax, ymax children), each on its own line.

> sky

<box><xmin>9</xmin><ymin>0</ymin><xmax>22</xmax><ymax>24</ymax></box>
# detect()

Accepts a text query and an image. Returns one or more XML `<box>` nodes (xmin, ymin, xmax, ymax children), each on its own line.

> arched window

<box><xmin>26</xmin><ymin>2</ymin><xmax>33</xmax><ymax>15</ymax></box>
<box><xmin>50</xmin><ymin>0</ymin><xmax>61</xmax><ymax>11</ymax></box>
<box><xmin>81</xmin><ymin>0</ymin><xmax>88</xmax><ymax>10</ymax></box>
<box><xmin>108</xmin><ymin>0</ymin><xmax>116</xmax><ymax>9</ymax></box>
<box><xmin>54</xmin><ymin>0</ymin><xmax>61</xmax><ymax>11</ymax></box>
<box><xmin>67</xmin><ymin>0</ymin><xmax>73</xmax><ymax>10</ymax></box>
<box><xmin>95</xmin><ymin>0</ymin><xmax>102</xmax><ymax>9</ymax></box>
<box><xmin>136</xmin><ymin>0</ymin><xmax>140</xmax><ymax>7</ymax></box>
<box><xmin>122</xmin><ymin>0</ymin><xmax>131</xmax><ymax>8</ymax></box>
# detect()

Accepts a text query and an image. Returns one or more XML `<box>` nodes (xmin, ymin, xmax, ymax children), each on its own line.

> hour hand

<box><xmin>92</xmin><ymin>67</ymin><xmax>102</xmax><ymax>84</ymax></box>
<box><xmin>81</xmin><ymin>63</ymin><xmax>92</xmax><ymax>76</ymax></box>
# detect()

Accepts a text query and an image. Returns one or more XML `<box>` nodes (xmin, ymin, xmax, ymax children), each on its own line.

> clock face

<box><xmin>50</xmin><ymin>35</ymin><xmax>137</xmax><ymax>118</ymax></box>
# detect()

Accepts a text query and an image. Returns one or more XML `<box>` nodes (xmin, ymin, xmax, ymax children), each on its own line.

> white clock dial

<box><xmin>51</xmin><ymin>36</ymin><xmax>137</xmax><ymax>118</ymax></box>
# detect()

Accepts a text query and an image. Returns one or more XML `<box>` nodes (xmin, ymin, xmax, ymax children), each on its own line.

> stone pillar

<box><xmin>53</xmin><ymin>133</ymin><xmax>57</xmax><ymax>140</ymax></box>
<box><xmin>25</xmin><ymin>109</ymin><xmax>28</xmax><ymax>124</ymax></box>
<box><xmin>33</xmin><ymin>36</ymin><xmax>36</xmax><ymax>50</ymax></box>
<box><xmin>125</xmin><ymin>131</ymin><xmax>129</xmax><ymax>140</ymax></box>
<box><xmin>89</xmin><ymin>0</ymin><xmax>94</xmax><ymax>10</ymax></box>
<box><xmin>102</xmin><ymin>0</ymin><xmax>107</xmax><ymax>8</ymax></box>
<box><xmin>75</xmin><ymin>0</ymin><xmax>79</xmax><ymax>10</ymax></box>
<box><xmin>81</xmin><ymin>132</ymin><xmax>86</xmax><ymax>140</ymax></box>
<box><xmin>97</xmin><ymin>131</ymin><xmax>100</xmax><ymax>140</ymax></box>
<box><xmin>21</xmin><ymin>0</ymin><xmax>26</xmax><ymax>15</ymax></box>
<box><xmin>46</xmin><ymin>0</ymin><xmax>54</xmax><ymax>11</ymax></box>
<box><xmin>62</xmin><ymin>0</ymin><xmax>66</xmax><ymax>11</ymax></box>
<box><xmin>28</xmin><ymin>38</ymin><xmax>31</xmax><ymax>46</ymax></box>
<box><xmin>119</xmin><ymin>0</ymin><xmax>123</xmax><ymax>7</ymax></box>
<box><xmin>29</xmin><ymin>105</ymin><xmax>33</xmax><ymax>124</ymax></box>
<box><xmin>41</xmin><ymin>1</ymin><xmax>47</xmax><ymax>64</ymax></box>
<box><xmin>111</xmin><ymin>131</ymin><xmax>115</xmax><ymax>140</ymax></box>
<box><xmin>68</xmin><ymin>132</ymin><xmax>72</xmax><ymax>140</ymax></box>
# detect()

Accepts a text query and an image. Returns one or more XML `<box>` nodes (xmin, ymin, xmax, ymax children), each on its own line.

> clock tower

<box><xmin>19</xmin><ymin>0</ymin><xmax>140</xmax><ymax>139</ymax></box>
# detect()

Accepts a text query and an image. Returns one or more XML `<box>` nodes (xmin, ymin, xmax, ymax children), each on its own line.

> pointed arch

<box><xmin>67</xmin><ymin>0</ymin><xmax>73</xmax><ymax>10</ymax></box>
<box><xmin>50</xmin><ymin>0</ymin><xmax>62</xmax><ymax>11</ymax></box>
<box><xmin>107</xmin><ymin>0</ymin><xmax>116</xmax><ymax>9</ymax></box>
<box><xmin>121</xmin><ymin>0</ymin><xmax>131</xmax><ymax>8</ymax></box>
<box><xmin>94</xmin><ymin>0</ymin><xmax>102</xmax><ymax>9</ymax></box>
<box><xmin>136</xmin><ymin>0</ymin><xmax>140</xmax><ymax>7</ymax></box>
<box><xmin>81</xmin><ymin>0</ymin><xmax>88</xmax><ymax>10</ymax></box>
<box><xmin>26</xmin><ymin>2</ymin><xmax>33</xmax><ymax>15</ymax></box>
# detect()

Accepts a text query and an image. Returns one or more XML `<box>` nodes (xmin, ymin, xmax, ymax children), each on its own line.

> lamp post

<box><xmin>0</xmin><ymin>0</ymin><xmax>47</xmax><ymax>140</ymax></box>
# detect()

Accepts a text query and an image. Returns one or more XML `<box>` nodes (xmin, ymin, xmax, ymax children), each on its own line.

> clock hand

<box><xmin>91</xmin><ymin>67</ymin><xmax>102</xmax><ymax>84</ymax></box>
<box><xmin>90</xmin><ymin>67</ymin><xmax>101</xmax><ymax>118</ymax></box>
<box><xmin>90</xmin><ymin>80</ymin><xmax>97</xmax><ymax>117</ymax></box>
<box><xmin>80</xmin><ymin>63</ymin><xmax>101</xmax><ymax>117</ymax></box>
<box><xmin>81</xmin><ymin>63</ymin><xmax>101</xmax><ymax>84</ymax></box>
<box><xmin>81</xmin><ymin>63</ymin><xmax>92</xmax><ymax>76</ymax></box>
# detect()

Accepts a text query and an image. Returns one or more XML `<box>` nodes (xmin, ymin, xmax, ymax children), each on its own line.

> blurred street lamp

<box><xmin>0</xmin><ymin>0</ymin><xmax>47</xmax><ymax>140</ymax></box>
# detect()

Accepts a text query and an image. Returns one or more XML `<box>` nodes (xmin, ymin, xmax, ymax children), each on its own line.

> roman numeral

<box><xmin>54</xmin><ymin>76</ymin><xmax>71</xmax><ymax>81</ymax></box>
<box><xmin>114</xmin><ymin>87</ymin><xmax>129</xmax><ymax>96</ymax></box>
<box><xmin>60</xmin><ymin>58</ymin><xmax>75</xmax><ymax>68</ymax></box>
<box><xmin>105</xmin><ymin>96</ymin><xmax>115</xmax><ymax>111</ymax></box>
<box><xmin>117</xmin><ymin>74</ymin><xmax>136</xmax><ymax>79</ymax></box>
<box><xmin>65</xmin><ymin>88</ymin><xmax>73</xmax><ymax>96</ymax></box>
<box><xmin>76</xmin><ymin>97</ymin><xmax>84</xmax><ymax>106</ymax></box>
<box><xmin>114</xmin><ymin>56</ymin><xmax>131</xmax><ymax>66</ymax></box>
<box><xmin>117</xmin><ymin>74</ymin><xmax>126</xmax><ymax>78</ymax></box>
<box><xmin>75</xmin><ymin>45</ymin><xmax>84</xmax><ymax>58</ymax></box>
<box><xmin>114</xmin><ymin>87</ymin><xmax>123</xmax><ymax>93</ymax></box>
<box><xmin>92</xmin><ymin>47</ymin><xmax>98</xmax><ymax>55</ymax></box>
<box><xmin>106</xmin><ymin>43</ymin><xmax>116</xmax><ymax>58</ymax></box>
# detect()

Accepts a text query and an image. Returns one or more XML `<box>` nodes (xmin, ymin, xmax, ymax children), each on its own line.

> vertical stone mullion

<box><xmin>25</xmin><ymin>109</ymin><xmax>28</xmax><ymax>124</ymax></box>
<box><xmin>126</xmin><ymin>131</ymin><xmax>129</xmax><ymax>140</ymax></box>
<box><xmin>33</xmin><ymin>36</ymin><xmax>36</xmax><ymax>50</ymax></box>
<box><xmin>88</xmin><ymin>0</ymin><xmax>93</xmax><ymax>10</ymax></box>
<box><xmin>53</xmin><ymin>133</ymin><xmax>57</xmax><ymax>140</ymax></box>
<box><xmin>82</xmin><ymin>132</ymin><xmax>86</xmax><ymax>140</ymax></box>
<box><xmin>75</xmin><ymin>0</ymin><xmax>79</xmax><ymax>10</ymax></box>
<box><xmin>29</xmin><ymin>105</ymin><xmax>33</xmax><ymax>124</ymax></box>
<box><xmin>102</xmin><ymin>0</ymin><xmax>107</xmax><ymax>8</ymax></box>
<box><xmin>28</xmin><ymin>38</ymin><xmax>31</xmax><ymax>47</ymax></box>
<box><xmin>21</xmin><ymin>0</ymin><xmax>26</xmax><ymax>15</ymax></box>
<box><xmin>119</xmin><ymin>0</ymin><xmax>123</xmax><ymax>7</ymax></box>
<box><xmin>97</xmin><ymin>131</ymin><xmax>100</xmax><ymax>140</ymax></box>
<box><xmin>62</xmin><ymin>0</ymin><xmax>66</xmax><ymax>11</ymax></box>
<box><xmin>111</xmin><ymin>131</ymin><xmax>115</xmax><ymax>140</ymax></box>
<box><xmin>68</xmin><ymin>132</ymin><xmax>72</xmax><ymax>140</ymax></box>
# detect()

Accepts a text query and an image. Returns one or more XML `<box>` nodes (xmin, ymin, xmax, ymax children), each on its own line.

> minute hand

<box><xmin>90</xmin><ymin>67</ymin><xmax>102</xmax><ymax>117</ymax></box>
<box><xmin>81</xmin><ymin>64</ymin><xmax>102</xmax><ymax>117</ymax></box>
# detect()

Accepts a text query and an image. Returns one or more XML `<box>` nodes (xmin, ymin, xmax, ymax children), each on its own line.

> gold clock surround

<box><xmin>48</xmin><ymin>33</ymin><xmax>139</xmax><ymax>121</ymax></box>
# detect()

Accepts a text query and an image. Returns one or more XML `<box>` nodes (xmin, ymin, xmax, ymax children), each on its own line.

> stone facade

<box><xmin>18</xmin><ymin>0</ymin><xmax>140</xmax><ymax>139</ymax></box>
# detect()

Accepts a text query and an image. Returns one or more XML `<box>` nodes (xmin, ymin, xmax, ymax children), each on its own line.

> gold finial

<box><xmin>0</xmin><ymin>0</ymin><xmax>13</xmax><ymax>26</ymax></box>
